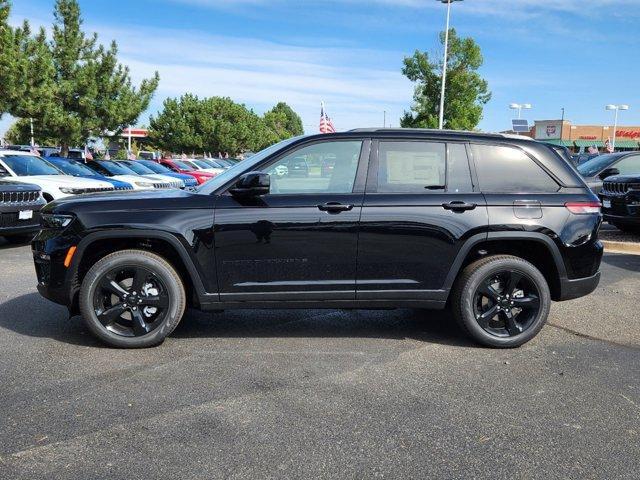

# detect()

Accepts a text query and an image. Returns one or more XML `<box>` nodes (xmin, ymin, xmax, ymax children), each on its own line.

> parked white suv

<box><xmin>0</xmin><ymin>150</ymin><xmax>115</xmax><ymax>202</ymax></box>
<box><xmin>85</xmin><ymin>160</ymin><xmax>174</xmax><ymax>190</ymax></box>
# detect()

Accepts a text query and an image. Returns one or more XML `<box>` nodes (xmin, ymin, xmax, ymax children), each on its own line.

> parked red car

<box><xmin>154</xmin><ymin>159</ymin><xmax>216</xmax><ymax>185</ymax></box>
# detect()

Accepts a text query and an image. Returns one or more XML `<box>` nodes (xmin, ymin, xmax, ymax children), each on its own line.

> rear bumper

<box><xmin>558</xmin><ymin>271</ymin><xmax>601</xmax><ymax>301</ymax></box>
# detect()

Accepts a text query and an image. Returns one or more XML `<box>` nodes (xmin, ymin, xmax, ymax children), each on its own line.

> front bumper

<box><xmin>558</xmin><ymin>271</ymin><xmax>601</xmax><ymax>301</ymax></box>
<box><xmin>603</xmin><ymin>213</ymin><xmax>640</xmax><ymax>226</ymax></box>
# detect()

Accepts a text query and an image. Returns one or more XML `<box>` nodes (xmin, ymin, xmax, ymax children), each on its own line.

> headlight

<box><xmin>41</xmin><ymin>213</ymin><xmax>74</xmax><ymax>229</ymax></box>
<box><xmin>59</xmin><ymin>187</ymin><xmax>80</xmax><ymax>194</ymax></box>
<box><xmin>135</xmin><ymin>182</ymin><xmax>154</xmax><ymax>188</ymax></box>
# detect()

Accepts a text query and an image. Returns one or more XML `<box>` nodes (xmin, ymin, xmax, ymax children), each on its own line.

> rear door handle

<box><xmin>442</xmin><ymin>201</ymin><xmax>477</xmax><ymax>212</ymax></box>
<box><xmin>317</xmin><ymin>202</ymin><xmax>354</xmax><ymax>213</ymax></box>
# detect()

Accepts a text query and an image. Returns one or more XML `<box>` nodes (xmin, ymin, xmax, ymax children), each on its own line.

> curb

<box><xmin>602</xmin><ymin>240</ymin><xmax>640</xmax><ymax>256</ymax></box>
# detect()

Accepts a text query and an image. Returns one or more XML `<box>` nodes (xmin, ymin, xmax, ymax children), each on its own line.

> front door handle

<box><xmin>442</xmin><ymin>201</ymin><xmax>477</xmax><ymax>212</ymax></box>
<box><xmin>317</xmin><ymin>202</ymin><xmax>354</xmax><ymax>213</ymax></box>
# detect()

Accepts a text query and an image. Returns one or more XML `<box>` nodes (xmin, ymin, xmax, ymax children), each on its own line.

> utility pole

<box><xmin>437</xmin><ymin>0</ymin><xmax>463</xmax><ymax>130</ymax></box>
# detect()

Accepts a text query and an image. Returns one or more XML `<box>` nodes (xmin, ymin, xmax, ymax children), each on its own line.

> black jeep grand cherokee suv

<box><xmin>33</xmin><ymin>130</ymin><xmax>603</xmax><ymax>348</ymax></box>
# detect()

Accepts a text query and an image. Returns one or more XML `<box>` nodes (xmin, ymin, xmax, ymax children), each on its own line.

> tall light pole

<box><xmin>605</xmin><ymin>104</ymin><xmax>630</xmax><ymax>150</ymax></box>
<box><xmin>437</xmin><ymin>0</ymin><xmax>463</xmax><ymax>130</ymax></box>
<box><xmin>509</xmin><ymin>103</ymin><xmax>532</xmax><ymax>120</ymax></box>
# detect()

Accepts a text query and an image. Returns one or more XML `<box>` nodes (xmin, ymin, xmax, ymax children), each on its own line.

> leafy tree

<box><xmin>149</xmin><ymin>96</ymin><xmax>303</xmax><ymax>155</ymax></box>
<box><xmin>401</xmin><ymin>29</ymin><xmax>491</xmax><ymax>130</ymax></box>
<box><xmin>264</xmin><ymin>102</ymin><xmax>304</xmax><ymax>141</ymax></box>
<box><xmin>0</xmin><ymin>0</ymin><xmax>159</xmax><ymax>155</ymax></box>
<box><xmin>4</xmin><ymin>118</ymin><xmax>59</xmax><ymax>145</ymax></box>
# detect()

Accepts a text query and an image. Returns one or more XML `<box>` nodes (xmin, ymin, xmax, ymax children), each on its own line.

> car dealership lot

<box><xmin>0</xmin><ymin>241</ymin><xmax>638</xmax><ymax>479</ymax></box>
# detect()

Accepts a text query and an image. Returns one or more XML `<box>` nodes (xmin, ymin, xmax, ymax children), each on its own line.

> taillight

<box><xmin>565</xmin><ymin>201</ymin><xmax>601</xmax><ymax>214</ymax></box>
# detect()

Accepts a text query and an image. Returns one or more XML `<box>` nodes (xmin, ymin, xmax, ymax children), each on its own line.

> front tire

<box><xmin>451</xmin><ymin>255</ymin><xmax>551</xmax><ymax>348</ymax></box>
<box><xmin>79</xmin><ymin>249</ymin><xmax>186</xmax><ymax>348</ymax></box>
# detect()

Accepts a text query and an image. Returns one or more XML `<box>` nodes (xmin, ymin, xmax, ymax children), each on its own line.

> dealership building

<box><xmin>528</xmin><ymin>120</ymin><xmax>640</xmax><ymax>151</ymax></box>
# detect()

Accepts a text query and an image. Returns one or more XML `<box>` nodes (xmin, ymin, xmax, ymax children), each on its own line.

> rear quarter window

<box><xmin>471</xmin><ymin>144</ymin><xmax>559</xmax><ymax>193</ymax></box>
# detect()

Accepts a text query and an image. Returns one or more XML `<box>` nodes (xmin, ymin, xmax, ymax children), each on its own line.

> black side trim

<box><xmin>200</xmin><ymin>299</ymin><xmax>447</xmax><ymax>311</ymax></box>
<box><xmin>558</xmin><ymin>271</ymin><xmax>600</xmax><ymax>301</ymax></box>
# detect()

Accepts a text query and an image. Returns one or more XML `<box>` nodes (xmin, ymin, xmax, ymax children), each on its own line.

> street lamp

<box><xmin>437</xmin><ymin>0</ymin><xmax>464</xmax><ymax>130</ymax></box>
<box><xmin>509</xmin><ymin>103</ymin><xmax>532</xmax><ymax>120</ymax></box>
<box><xmin>605</xmin><ymin>104</ymin><xmax>630</xmax><ymax>150</ymax></box>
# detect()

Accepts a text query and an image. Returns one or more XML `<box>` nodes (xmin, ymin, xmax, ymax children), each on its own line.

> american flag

<box><xmin>84</xmin><ymin>144</ymin><xmax>94</xmax><ymax>161</ymax></box>
<box><xmin>319</xmin><ymin>103</ymin><xmax>336</xmax><ymax>134</ymax></box>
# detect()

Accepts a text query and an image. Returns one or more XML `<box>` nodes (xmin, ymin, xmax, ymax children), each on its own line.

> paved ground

<box><xmin>600</xmin><ymin>223</ymin><xmax>640</xmax><ymax>244</ymax></box>
<box><xmin>0</xmin><ymin>240</ymin><xmax>639</xmax><ymax>479</ymax></box>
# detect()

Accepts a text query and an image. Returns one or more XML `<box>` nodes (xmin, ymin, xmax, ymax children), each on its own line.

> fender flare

<box><xmin>442</xmin><ymin>231</ymin><xmax>567</xmax><ymax>293</ymax></box>
<box><xmin>70</xmin><ymin>229</ymin><xmax>209</xmax><ymax>297</ymax></box>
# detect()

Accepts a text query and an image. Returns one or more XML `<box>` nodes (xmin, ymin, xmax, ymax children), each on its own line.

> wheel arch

<box><xmin>68</xmin><ymin>229</ymin><xmax>211</xmax><ymax>313</ymax></box>
<box><xmin>445</xmin><ymin>232</ymin><xmax>567</xmax><ymax>301</ymax></box>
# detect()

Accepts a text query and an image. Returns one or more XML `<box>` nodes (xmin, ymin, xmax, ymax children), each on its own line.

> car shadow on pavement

<box><xmin>0</xmin><ymin>293</ymin><xmax>475</xmax><ymax>348</ymax></box>
<box><xmin>173</xmin><ymin>307</ymin><xmax>476</xmax><ymax>348</ymax></box>
<box><xmin>0</xmin><ymin>292</ymin><xmax>102</xmax><ymax>348</ymax></box>
<box><xmin>0</xmin><ymin>238</ymin><xmax>31</xmax><ymax>250</ymax></box>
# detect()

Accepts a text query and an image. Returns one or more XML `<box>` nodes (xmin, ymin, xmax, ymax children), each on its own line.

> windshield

<box><xmin>97</xmin><ymin>161</ymin><xmax>137</xmax><ymax>175</ymax></box>
<box><xmin>50</xmin><ymin>159</ymin><xmax>99</xmax><ymax>176</ymax></box>
<box><xmin>139</xmin><ymin>161</ymin><xmax>173</xmax><ymax>174</ymax></box>
<box><xmin>172</xmin><ymin>160</ymin><xmax>195</xmax><ymax>170</ymax></box>
<box><xmin>193</xmin><ymin>160</ymin><xmax>213</xmax><ymax>169</ymax></box>
<box><xmin>0</xmin><ymin>155</ymin><xmax>62</xmax><ymax>176</ymax></box>
<box><xmin>122</xmin><ymin>161</ymin><xmax>156</xmax><ymax>175</ymax></box>
<box><xmin>577</xmin><ymin>154</ymin><xmax>619</xmax><ymax>177</ymax></box>
<box><xmin>197</xmin><ymin>136</ymin><xmax>302</xmax><ymax>193</ymax></box>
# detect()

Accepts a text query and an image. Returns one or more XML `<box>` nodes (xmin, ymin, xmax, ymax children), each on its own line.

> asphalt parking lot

<box><xmin>0</xmin><ymin>240</ymin><xmax>639</xmax><ymax>479</ymax></box>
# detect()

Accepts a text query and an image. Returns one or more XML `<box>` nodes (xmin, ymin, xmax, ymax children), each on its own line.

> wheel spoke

<box><xmin>477</xmin><ymin>282</ymin><xmax>499</xmax><ymax>302</ymax></box>
<box><xmin>100</xmin><ymin>277</ymin><xmax>129</xmax><ymax>299</ymax></box>
<box><xmin>131</xmin><ymin>309</ymin><xmax>151</xmax><ymax>335</ymax></box>
<box><xmin>501</xmin><ymin>310</ymin><xmax>523</xmax><ymax>336</ymax></box>
<box><xmin>140</xmin><ymin>294</ymin><xmax>169</xmax><ymax>309</ymax></box>
<box><xmin>476</xmin><ymin>305</ymin><xmax>499</xmax><ymax>328</ymax></box>
<box><xmin>513</xmin><ymin>295</ymin><xmax>540</xmax><ymax>310</ymax></box>
<box><xmin>130</xmin><ymin>267</ymin><xmax>148</xmax><ymax>293</ymax></box>
<box><xmin>505</xmin><ymin>271</ymin><xmax>523</xmax><ymax>296</ymax></box>
<box><xmin>97</xmin><ymin>303</ymin><xmax>125</xmax><ymax>326</ymax></box>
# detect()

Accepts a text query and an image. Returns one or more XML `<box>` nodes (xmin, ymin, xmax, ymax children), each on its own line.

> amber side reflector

<box><xmin>64</xmin><ymin>246</ymin><xmax>77</xmax><ymax>268</ymax></box>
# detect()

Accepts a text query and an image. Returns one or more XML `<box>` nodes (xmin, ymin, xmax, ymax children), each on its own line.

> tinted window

<box><xmin>577</xmin><ymin>154</ymin><xmax>618</xmax><ymax>177</ymax></box>
<box><xmin>261</xmin><ymin>141</ymin><xmax>362</xmax><ymax>194</ymax></box>
<box><xmin>139</xmin><ymin>161</ymin><xmax>173</xmax><ymax>174</ymax></box>
<box><xmin>122</xmin><ymin>161</ymin><xmax>156</xmax><ymax>175</ymax></box>
<box><xmin>376</xmin><ymin>141</ymin><xmax>446</xmax><ymax>193</ymax></box>
<box><xmin>0</xmin><ymin>155</ymin><xmax>61</xmax><ymax>176</ymax></box>
<box><xmin>613</xmin><ymin>155</ymin><xmax>640</xmax><ymax>175</ymax></box>
<box><xmin>50</xmin><ymin>159</ymin><xmax>98</xmax><ymax>176</ymax></box>
<box><xmin>471</xmin><ymin>144</ymin><xmax>559</xmax><ymax>193</ymax></box>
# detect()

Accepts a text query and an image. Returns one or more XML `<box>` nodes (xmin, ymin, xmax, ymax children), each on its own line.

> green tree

<box><xmin>4</xmin><ymin>118</ymin><xmax>58</xmax><ymax>145</ymax></box>
<box><xmin>264</xmin><ymin>102</ymin><xmax>304</xmax><ymax>141</ymax></box>
<box><xmin>401</xmin><ymin>29</ymin><xmax>491</xmax><ymax>130</ymax></box>
<box><xmin>149</xmin><ymin>96</ymin><xmax>303</xmax><ymax>155</ymax></box>
<box><xmin>0</xmin><ymin>0</ymin><xmax>159</xmax><ymax>155</ymax></box>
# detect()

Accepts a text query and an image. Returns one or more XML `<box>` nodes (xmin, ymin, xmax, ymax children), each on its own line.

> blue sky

<box><xmin>2</xmin><ymin>0</ymin><xmax>640</xmax><ymax>138</ymax></box>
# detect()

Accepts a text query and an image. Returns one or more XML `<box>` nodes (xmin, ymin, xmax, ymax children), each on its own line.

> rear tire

<box><xmin>451</xmin><ymin>255</ymin><xmax>551</xmax><ymax>348</ymax></box>
<box><xmin>79</xmin><ymin>249</ymin><xmax>186</xmax><ymax>348</ymax></box>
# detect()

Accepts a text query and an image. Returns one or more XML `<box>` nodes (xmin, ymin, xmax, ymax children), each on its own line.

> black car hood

<box><xmin>0</xmin><ymin>179</ymin><xmax>41</xmax><ymax>192</ymax></box>
<box><xmin>603</xmin><ymin>174</ymin><xmax>640</xmax><ymax>183</ymax></box>
<box><xmin>44</xmin><ymin>188</ymin><xmax>214</xmax><ymax>215</ymax></box>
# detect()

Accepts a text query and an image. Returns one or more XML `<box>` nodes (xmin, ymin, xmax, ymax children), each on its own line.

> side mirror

<box><xmin>599</xmin><ymin>167</ymin><xmax>620</xmax><ymax>180</ymax></box>
<box><xmin>230</xmin><ymin>171</ymin><xmax>270</xmax><ymax>197</ymax></box>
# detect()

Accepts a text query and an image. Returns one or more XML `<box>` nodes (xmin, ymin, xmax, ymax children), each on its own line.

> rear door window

<box><xmin>373</xmin><ymin>141</ymin><xmax>473</xmax><ymax>193</ymax></box>
<box><xmin>471</xmin><ymin>144</ymin><xmax>559</xmax><ymax>193</ymax></box>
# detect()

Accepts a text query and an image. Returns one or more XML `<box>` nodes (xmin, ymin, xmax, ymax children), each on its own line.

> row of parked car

<box><xmin>0</xmin><ymin>148</ymin><xmax>239</xmax><ymax>243</ymax></box>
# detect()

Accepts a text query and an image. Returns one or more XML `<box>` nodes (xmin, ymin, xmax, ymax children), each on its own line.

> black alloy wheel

<box><xmin>451</xmin><ymin>255</ymin><xmax>551</xmax><ymax>348</ymax></box>
<box><xmin>473</xmin><ymin>270</ymin><xmax>540</xmax><ymax>338</ymax></box>
<box><xmin>79</xmin><ymin>249</ymin><xmax>186</xmax><ymax>348</ymax></box>
<box><xmin>93</xmin><ymin>265</ymin><xmax>170</xmax><ymax>337</ymax></box>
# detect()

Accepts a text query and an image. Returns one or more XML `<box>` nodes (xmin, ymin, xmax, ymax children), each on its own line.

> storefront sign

<box><xmin>616</xmin><ymin>130</ymin><xmax>640</xmax><ymax>139</ymax></box>
<box><xmin>535</xmin><ymin>122</ymin><xmax>561</xmax><ymax>140</ymax></box>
